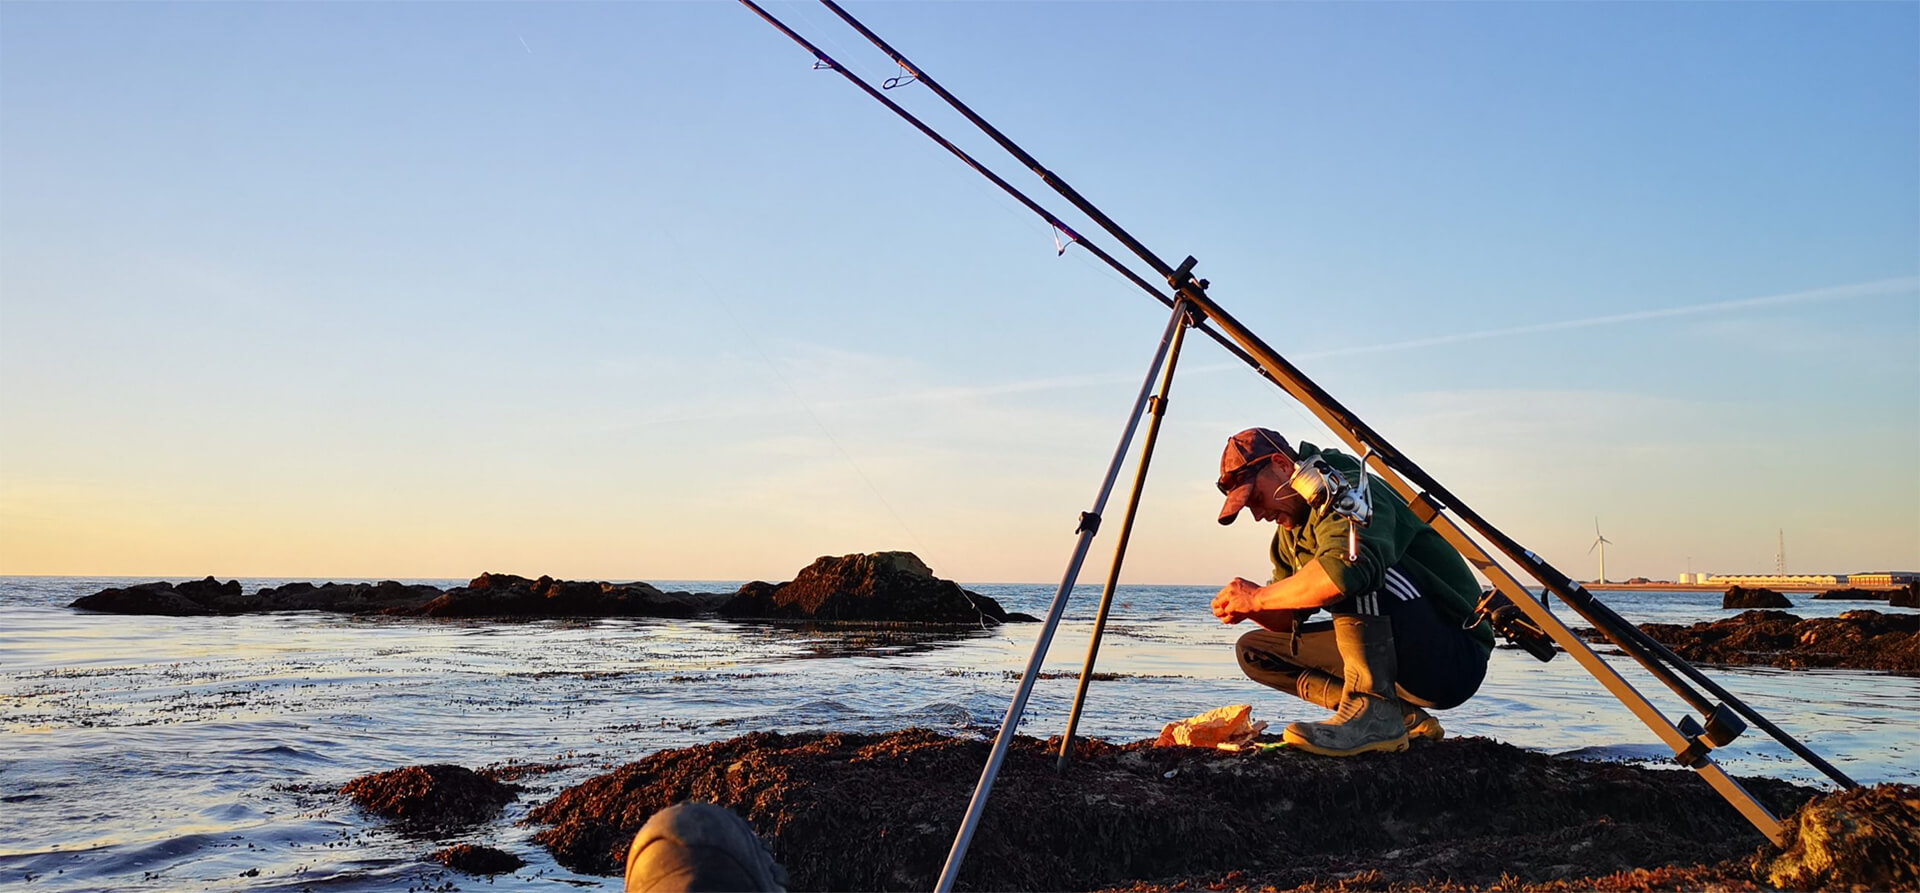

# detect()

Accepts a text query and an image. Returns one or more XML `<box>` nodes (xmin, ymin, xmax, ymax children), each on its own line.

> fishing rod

<box><xmin>735</xmin><ymin>1</ymin><xmax>1856</xmax><ymax>884</ymax></box>
<box><xmin>733</xmin><ymin>0</ymin><xmax>1277</xmax><ymax>386</ymax></box>
<box><xmin>794</xmin><ymin>0</ymin><xmax>1857</xmax><ymax>791</ymax></box>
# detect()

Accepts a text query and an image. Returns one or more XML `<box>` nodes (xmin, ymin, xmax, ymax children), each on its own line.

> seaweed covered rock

<box><xmin>71</xmin><ymin>578</ymin><xmax>443</xmax><ymax>615</ymax></box>
<box><xmin>1723</xmin><ymin>586</ymin><xmax>1791</xmax><ymax>609</ymax></box>
<box><xmin>70</xmin><ymin>574</ymin><xmax>728</xmax><ymax>619</ymax></box>
<box><xmin>718</xmin><ymin>552</ymin><xmax>1032</xmax><ymax>625</ymax></box>
<box><xmin>401</xmin><ymin>572</ymin><xmax>724</xmax><ymax>619</ymax></box>
<box><xmin>1627</xmin><ymin>609</ymin><xmax>1920</xmax><ymax>674</ymax></box>
<box><xmin>1758</xmin><ymin>783</ymin><xmax>1920</xmax><ymax>891</ymax></box>
<box><xmin>1894</xmin><ymin>584</ymin><xmax>1920</xmax><ymax>609</ymax></box>
<box><xmin>340</xmin><ymin>764</ymin><xmax>516</xmax><ymax>833</ymax></box>
<box><xmin>1815</xmin><ymin>587</ymin><xmax>1892</xmax><ymax>601</ymax></box>
<box><xmin>254</xmin><ymin>580</ymin><xmax>446</xmax><ymax>612</ymax></box>
<box><xmin>432</xmin><ymin>843</ymin><xmax>525</xmax><ymax>875</ymax></box>
<box><xmin>70</xmin><ymin>580</ymin><xmax>220</xmax><ymax>616</ymax></box>
<box><xmin>525</xmin><ymin>729</ymin><xmax>1812</xmax><ymax>890</ymax></box>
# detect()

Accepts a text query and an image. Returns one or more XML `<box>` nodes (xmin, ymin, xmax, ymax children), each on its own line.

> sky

<box><xmin>1</xmin><ymin>1</ymin><xmax>1914</xmax><ymax>585</ymax></box>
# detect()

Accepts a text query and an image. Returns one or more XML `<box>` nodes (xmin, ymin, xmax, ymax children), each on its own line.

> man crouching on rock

<box><xmin>1211</xmin><ymin>427</ymin><xmax>1493</xmax><ymax>756</ymax></box>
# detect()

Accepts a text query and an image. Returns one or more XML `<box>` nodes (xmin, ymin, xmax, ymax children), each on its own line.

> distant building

<box><xmin>1677</xmin><ymin>572</ymin><xmax>1697</xmax><ymax>584</ymax></box>
<box><xmin>1848</xmin><ymin>572</ymin><xmax>1920</xmax><ymax>588</ymax></box>
<box><xmin>1703</xmin><ymin>574</ymin><xmax>1845</xmax><ymax>587</ymax></box>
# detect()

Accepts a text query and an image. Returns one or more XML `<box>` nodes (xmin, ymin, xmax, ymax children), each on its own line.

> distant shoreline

<box><xmin>1580</xmin><ymin>582</ymin><xmax>1904</xmax><ymax>593</ymax></box>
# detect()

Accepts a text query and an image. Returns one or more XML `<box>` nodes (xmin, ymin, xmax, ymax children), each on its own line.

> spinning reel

<box><xmin>1286</xmin><ymin>448</ymin><xmax>1374</xmax><ymax>561</ymax></box>
<box><xmin>1469</xmin><ymin>589</ymin><xmax>1559</xmax><ymax>662</ymax></box>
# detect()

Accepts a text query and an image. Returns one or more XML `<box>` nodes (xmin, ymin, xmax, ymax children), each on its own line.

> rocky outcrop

<box><xmin>1815</xmin><ymin>587</ymin><xmax>1892</xmax><ymax>600</ymax></box>
<box><xmin>68</xmin><ymin>560</ymin><xmax>1023</xmax><ymax>625</ymax></box>
<box><xmin>1722</xmin><ymin>586</ymin><xmax>1791</xmax><ymax>609</ymax></box>
<box><xmin>69</xmin><ymin>579</ymin><xmax>222</xmax><ymax>615</ymax></box>
<box><xmin>398</xmin><ymin>573</ymin><xmax>726</xmax><ymax>619</ymax></box>
<box><xmin>718</xmin><ymin>552</ymin><xmax>1034</xmax><ymax>625</ymax></box>
<box><xmin>340</xmin><ymin>764</ymin><xmax>517</xmax><ymax>834</ymax></box>
<box><xmin>524</xmin><ymin>729</ymin><xmax>1812</xmax><ymax>889</ymax></box>
<box><xmin>1620</xmin><ymin>609</ymin><xmax>1920</xmax><ymax>674</ymax></box>
<box><xmin>1893</xmin><ymin>584</ymin><xmax>1919</xmax><ymax>609</ymax></box>
<box><xmin>431</xmin><ymin>843</ymin><xmax>525</xmax><ymax>875</ymax></box>
<box><xmin>70</xmin><ymin>578</ymin><xmax>444</xmax><ymax>615</ymax></box>
<box><xmin>70</xmin><ymin>574</ymin><xmax>727</xmax><ymax>619</ymax></box>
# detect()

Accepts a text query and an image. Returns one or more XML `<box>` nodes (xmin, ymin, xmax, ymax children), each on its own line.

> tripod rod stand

<box><xmin>934</xmin><ymin>299</ymin><xmax>1193</xmax><ymax>893</ymax></box>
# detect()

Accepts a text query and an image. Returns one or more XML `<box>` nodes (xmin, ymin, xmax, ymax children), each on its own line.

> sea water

<box><xmin>2</xmin><ymin>576</ymin><xmax>1915</xmax><ymax>891</ymax></box>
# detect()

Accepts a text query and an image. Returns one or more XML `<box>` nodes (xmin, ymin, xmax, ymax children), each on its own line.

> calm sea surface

<box><xmin>2</xmin><ymin>576</ymin><xmax>1915</xmax><ymax>891</ymax></box>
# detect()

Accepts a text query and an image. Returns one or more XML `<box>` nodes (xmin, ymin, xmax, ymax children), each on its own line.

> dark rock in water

<box><xmin>1722</xmin><ymin>586</ymin><xmax>1791</xmax><ymax>609</ymax></box>
<box><xmin>70</xmin><ymin>573</ymin><xmax>729</xmax><ymax>619</ymax></box>
<box><xmin>718</xmin><ymin>552</ymin><xmax>1029</xmax><ymax>625</ymax></box>
<box><xmin>1816</xmin><ymin>587</ymin><xmax>1892</xmax><ymax>601</ymax></box>
<box><xmin>253</xmin><ymin>580</ymin><xmax>446</xmax><ymax>613</ymax></box>
<box><xmin>1758</xmin><ymin>783</ymin><xmax>1920</xmax><ymax>891</ymax></box>
<box><xmin>398</xmin><ymin>572</ymin><xmax>724</xmax><ymax>619</ymax></box>
<box><xmin>71</xmin><ymin>578</ymin><xmax>443</xmax><ymax>615</ymax></box>
<box><xmin>175</xmin><ymin>575</ymin><xmax>242</xmax><ymax>601</ymax></box>
<box><xmin>1616</xmin><ymin>609</ymin><xmax>1920</xmax><ymax>674</ymax></box>
<box><xmin>340</xmin><ymin>764</ymin><xmax>516</xmax><ymax>834</ymax></box>
<box><xmin>525</xmin><ymin>729</ymin><xmax>1812</xmax><ymax>889</ymax></box>
<box><xmin>1893</xmin><ymin>583</ymin><xmax>1920</xmax><ymax>609</ymax></box>
<box><xmin>432</xmin><ymin>843</ymin><xmax>525</xmax><ymax>875</ymax></box>
<box><xmin>70</xmin><ymin>580</ymin><xmax>217</xmax><ymax>616</ymax></box>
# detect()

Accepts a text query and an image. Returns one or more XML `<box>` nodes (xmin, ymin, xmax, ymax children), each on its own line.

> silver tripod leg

<box><xmin>933</xmin><ymin>299</ymin><xmax>1190</xmax><ymax>893</ymax></box>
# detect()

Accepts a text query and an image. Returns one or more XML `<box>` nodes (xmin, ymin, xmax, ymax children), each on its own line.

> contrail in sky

<box><xmin>823</xmin><ymin>276</ymin><xmax>1919</xmax><ymax>407</ymax></box>
<box><xmin>1290</xmin><ymin>276</ymin><xmax>1917</xmax><ymax>361</ymax></box>
<box><xmin>611</xmin><ymin>275</ymin><xmax>1916</xmax><ymax>427</ymax></box>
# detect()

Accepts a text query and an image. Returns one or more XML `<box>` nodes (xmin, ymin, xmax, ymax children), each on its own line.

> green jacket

<box><xmin>1269</xmin><ymin>442</ymin><xmax>1494</xmax><ymax>652</ymax></box>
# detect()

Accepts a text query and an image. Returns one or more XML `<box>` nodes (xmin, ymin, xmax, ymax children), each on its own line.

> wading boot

<box><xmin>1401</xmin><ymin>705</ymin><xmax>1443</xmax><ymax>741</ymax></box>
<box><xmin>1282</xmin><ymin>615</ymin><xmax>1411</xmax><ymax>756</ymax></box>
<box><xmin>1297</xmin><ymin>668</ymin><xmax>1442</xmax><ymax>741</ymax></box>
<box><xmin>625</xmin><ymin>802</ymin><xmax>788</xmax><ymax>893</ymax></box>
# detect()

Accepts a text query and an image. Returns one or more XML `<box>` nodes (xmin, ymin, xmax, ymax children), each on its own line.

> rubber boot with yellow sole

<box><xmin>1296</xmin><ymin>668</ymin><xmax>1442</xmax><ymax>741</ymax></box>
<box><xmin>1283</xmin><ymin>615</ymin><xmax>1410</xmax><ymax>756</ymax></box>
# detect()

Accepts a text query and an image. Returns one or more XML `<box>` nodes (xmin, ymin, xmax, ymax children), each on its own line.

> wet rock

<box><xmin>251</xmin><ymin>580</ymin><xmax>446</xmax><ymax>613</ymax></box>
<box><xmin>1815</xmin><ymin>587</ymin><xmax>1892</xmax><ymax>601</ymax></box>
<box><xmin>399</xmin><ymin>572</ymin><xmax>724</xmax><ymax>619</ymax></box>
<box><xmin>525</xmin><ymin>729</ymin><xmax>1812</xmax><ymax>889</ymax></box>
<box><xmin>340</xmin><ymin>764</ymin><xmax>516</xmax><ymax>833</ymax></box>
<box><xmin>1893</xmin><ymin>584</ymin><xmax>1919</xmax><ymax>609</ymax></box>
<box><xmin>1722</xmin><ymin>586</ymin><xmax>1791</xmax><ymax>609</ymax></box>
<box><xmin>717</xmin><ymin>552</ymin><xmax>1030</xmax><ymax>625</ymax></box>
<box><xmin>70</xmin><ymin>580</ymin><xmax>217</xmax><ymax>616</ymax></box>
<box><xmin>70</xmin><ymin>574</ymin><xmax>729</xmax><ymax>619</ymax></box>
<box><xmin>1622</xmin><ymin>609</ymin><xmax>1920</xmax><ymax>674</ymax></box>
<box><xmin>1757</xmin><ymin>783</ymin><xmax>1920</xmax><ymax>891</ymax></box>
<box><xmin>431</xmin><ymin>843</ymin><xmax>525</xmax><ymax>875</ymax></box>
<box><xmin>71</xmin><ymin>578</ymin><xmax>443</xmax><ymax>615</ymax></box>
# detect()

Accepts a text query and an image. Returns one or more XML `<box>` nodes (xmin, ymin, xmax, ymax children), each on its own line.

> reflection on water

<box><xmin>1</xmin><ymin>576</ymin><xmax>1915</xmax><ymax>891</ymax></box>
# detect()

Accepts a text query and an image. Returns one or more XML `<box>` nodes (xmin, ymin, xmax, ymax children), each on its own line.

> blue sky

<box><xmin>2</xmin><ymin>1</ymin><xmax>1914</xmax><ymax>584</ymax></box>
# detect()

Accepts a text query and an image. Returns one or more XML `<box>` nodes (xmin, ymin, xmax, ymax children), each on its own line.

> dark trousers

<box><xmin>1235</xmin><ymin>580</ymin><xmax>1487</xmax><ymax>710</ymax></box>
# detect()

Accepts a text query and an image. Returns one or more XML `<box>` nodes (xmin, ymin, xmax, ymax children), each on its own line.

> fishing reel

<box><xmin>1468</xmin><ymin>590</ymin><xmax>1558</xmax><ymax>662</ymax></box>
<box><xmin>1287</xmin><ymin>450</ymin><xmax>1374</xmax><ymax>561</ymax></box>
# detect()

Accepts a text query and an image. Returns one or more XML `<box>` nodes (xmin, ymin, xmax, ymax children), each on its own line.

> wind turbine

<box><xmin>1588</xmin><ymin>517</ymin><xmax>1613</xmax><ymax>584</ymax></box>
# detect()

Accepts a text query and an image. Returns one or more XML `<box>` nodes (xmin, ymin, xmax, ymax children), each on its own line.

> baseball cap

<box><xmin>1217</xmin><ymin>427</ymin><xmax>1296</xmax><ymax>525</ymax></box>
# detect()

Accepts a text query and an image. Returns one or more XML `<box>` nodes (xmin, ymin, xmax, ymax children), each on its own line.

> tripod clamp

<box><xmin>1167</xmin><ymin>256</ymin><xmax>1210</xmax><ymax>300</ymax></box>
<box><xmin>1674</xmin><ymin>705</ymin><xmax>1748</xmax><ymax>767</ymax></box>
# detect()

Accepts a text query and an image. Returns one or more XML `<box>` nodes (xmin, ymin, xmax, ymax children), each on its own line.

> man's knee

<box><xmin>1236</xmin><ymin>629</ymin><xmax>1301</xmax><ymax>677</ymax></box>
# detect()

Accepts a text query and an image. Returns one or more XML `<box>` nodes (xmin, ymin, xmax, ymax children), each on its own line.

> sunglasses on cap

<box><xmin>1216</xmin><ymin>455</ymin><xmax>1280</xmax><ymax>495</ymax></box>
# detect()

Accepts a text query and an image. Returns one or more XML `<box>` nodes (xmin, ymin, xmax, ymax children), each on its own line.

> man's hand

<box><xmin>1211</xmin><ymin>577</ymin><xmax>1264</xmax><ymax>624</ymax></box>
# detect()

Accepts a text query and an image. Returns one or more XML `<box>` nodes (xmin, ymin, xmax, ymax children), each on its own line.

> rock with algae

<box><xmin>339</xmin><ymin>764</ymin><xmax>517</xmax><ymax>834</ymax></box>
<box><xmin>1758</xmin><ymin>783</ymin><xmax>1920</xmax><ymax>892</ymax></box>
